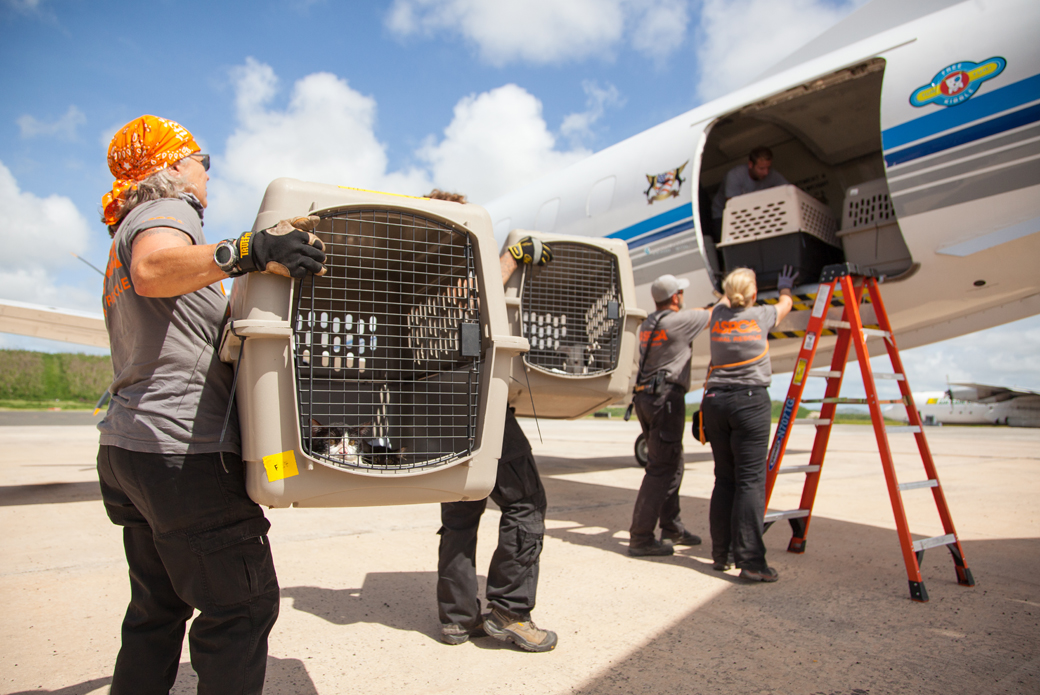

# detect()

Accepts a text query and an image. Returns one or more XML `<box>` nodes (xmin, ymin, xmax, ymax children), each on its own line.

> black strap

<box><xmin>636</xmin><ymin>309</ymin><xmax>671</xmax><ymax>383</ymax></box>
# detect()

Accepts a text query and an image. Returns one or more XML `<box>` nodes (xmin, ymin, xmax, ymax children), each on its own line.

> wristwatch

<box><xmin>214</xmin><ymin>238</ymin><xmax>245</xmax><ymax>277</ymax></box>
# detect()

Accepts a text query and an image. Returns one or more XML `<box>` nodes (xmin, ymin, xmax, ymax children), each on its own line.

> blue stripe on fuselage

<box><xmin>607</xmin><ymin>202</ymin><xmax>693</xmax><ymax>247</ymax></box>
<box><xmin>882</xmin><ymin>73</ymin><xmax>1040</xmax><ymax>151</ymax></box>
<box><xmin>884</xmin><ymin>102</ymin><xmax>1040</xmax><ymax>167</ymax></box>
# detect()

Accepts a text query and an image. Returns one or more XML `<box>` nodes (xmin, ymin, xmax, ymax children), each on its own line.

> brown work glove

<box><xmin>238</xmin><ymin>216</ymin><xmax>327</xmax><ymax>278</ymax></box>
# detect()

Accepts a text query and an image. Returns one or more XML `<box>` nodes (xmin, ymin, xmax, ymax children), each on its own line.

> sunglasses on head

<box><xmin>191</xmin><ymin>153</ymin><xmax>210</xmax><ymax>171</ymax></box>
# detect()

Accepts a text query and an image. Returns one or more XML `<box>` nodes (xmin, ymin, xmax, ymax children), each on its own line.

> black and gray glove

<box><xmin>218</xmin><ymin>216</ymin><xmax>327</xmax><ymax>278</ymax></box>
<box><xmin>508</xmin><ymin>236</ymin><xmax>553</xmax><ymax>266</ymax></box>
<box><xmin>777</xmin><ymin>265</ymin><xmax>798</xmax><ymax>291</ymax></box>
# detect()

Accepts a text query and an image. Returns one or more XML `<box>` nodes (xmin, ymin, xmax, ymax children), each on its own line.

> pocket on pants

<box><xmin>189</xmin><ymin>516</ymin><xmax>277</xmax><ymax>608</ymax></box>
<box><xmin>514</xmin><ymin>522</ymin><xmax>544</xmax><ymax>569</ymax></box>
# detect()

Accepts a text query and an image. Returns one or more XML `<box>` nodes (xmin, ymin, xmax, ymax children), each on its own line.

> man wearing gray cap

<box><xmin>628</xmin><ymin>274</ymin><xmax>714</xmax><ymax>556</ymax></box>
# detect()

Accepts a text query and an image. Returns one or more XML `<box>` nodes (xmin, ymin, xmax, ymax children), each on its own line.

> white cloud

<box><xmin>385</xmin><ymin>0</ymin><xmax>690</xmax><ymax>66</ymax></box>
<box><xmin>2</xmin><ymin>0</ymin><xmax>45</xmax><ymax>13</ymax></box>
<box><xmin>630</xmin><ymin>0</ymin><xmax>691</xmax><ymax>64</ymax></box>
<box><xmin>17</xmin><ymin>105</ymin><xmax>86</xmax><ymax>141</ymax></box>
<box><xmin>206</xmin><ymin>58</ymin><xmax>433</xmax><ymax>232</ymax></box>
<box><xmin>418</xmin><ymin>84</ymin><xmax>591</xmax><ymax>204</ymax></box>
<box><xmin>693</xmin><ymin>0</ymin><xmax>863</xmax><ymax>101</ymax></box>
<box><xmin>560</xmin><ymin>81</ymin><xmax>624</xmax><ymax>145</ymax></box>
<box><xmin>209</xmin><ymin>61</ymin><xmax>596</xmax><ymax>224</ymax></box>
<box><xmin>0</xmin><ymin>160</ymin><xmax>98</xmax><ymax>312</ymax></box>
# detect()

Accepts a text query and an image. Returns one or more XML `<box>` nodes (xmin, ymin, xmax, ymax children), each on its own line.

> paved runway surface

<box><xmin>1</xmin><ymin>418</ymin><xmax>1038</xmax><ymax>694</ymax></box>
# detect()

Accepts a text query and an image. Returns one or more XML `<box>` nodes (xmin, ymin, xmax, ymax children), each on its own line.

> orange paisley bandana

<box><xmin>101</xmin><ymin>115</ymin><xmax>200</xmax><ymax>226</ymax></box>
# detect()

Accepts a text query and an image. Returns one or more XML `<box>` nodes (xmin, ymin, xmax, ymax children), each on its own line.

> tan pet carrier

<box><xmin>502</xmin><ymin>230</ymin><xmax>646</xmax><ymax>419</ymax></box>
<box><xmin>219</xmin><ymin>178</ymin><xmax>526</xmax><ymax>508</ymax></box>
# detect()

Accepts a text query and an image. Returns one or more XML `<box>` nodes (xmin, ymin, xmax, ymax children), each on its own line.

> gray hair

<box><xmin>107</xmin><ymin>158</ymin><xmax>192</xmax><ymax>234</ymax></box>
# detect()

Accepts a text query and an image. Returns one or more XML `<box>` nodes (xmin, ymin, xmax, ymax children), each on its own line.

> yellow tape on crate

<box><xmin>263</xmin><ymin>450</ymin><xmax>299</xmax><ymax>482</ymax></box>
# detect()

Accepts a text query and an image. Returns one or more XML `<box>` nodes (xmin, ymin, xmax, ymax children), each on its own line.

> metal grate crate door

<box><xmin>293</xmin><ymin>209</ymin><xmax>483</xmax><ymax>473</ymax></box>
<box><xmin>520</xmin><ymin>241</ymin><xmax>622</xmax><ymax>376</ymax></box>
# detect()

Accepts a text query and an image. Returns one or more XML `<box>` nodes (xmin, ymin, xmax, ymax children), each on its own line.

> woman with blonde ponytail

<box><xmin>702</xmin><ymin>265</ymin><xmax>796</xmax><ymax>582</ymax></box>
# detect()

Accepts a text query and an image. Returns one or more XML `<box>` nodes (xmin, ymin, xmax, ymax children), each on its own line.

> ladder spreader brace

<box><xmin>763</xmin><ymin>263</ymin><xmax>975</xmax><ymax>602</ymax></box>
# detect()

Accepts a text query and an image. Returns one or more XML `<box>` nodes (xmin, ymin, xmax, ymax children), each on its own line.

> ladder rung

<box><xmin>777</xmin><ymin>465</ymin><xmax>821</xmax><ymax>475</ymax></box>
<box><xmin>887</xmin><ymin>426</ymin><xmax>921</xmax><ymax>434</ymax></box>
<box><xmin>808</xmin><ymin>370</ymin><xmax>842</xmax><ymax>378</ymax></box>
<box><xmin>874</xmin><ymin>373</ymin><xmax>905</xmax><ymax>381</ymax></box>
<box><xmin>824</xmin><ymin>319</ymin><xmax>851</xmax><ymax>330</ymax></box>
<box><xmin>764</xmin><ymin>509</ymin><xmax>811</xmax><ymax>523</ymax></box>
<box><xmin>899</xmin><ymin>479</ymin><xmax>939</xmax><ymax>491</ymax></box>
<box><xmin>862</xmin><ymin>328</ymin><xmax>891</xmax><ymax>338</ymax></box>
<box><xmin>913</xmin><ymin>533</ymin><xmax>957</xmax><ymax>553</ymax></box>
<box><xmin>794</xmin><ymin>418</ymin><xmax>831</xmax><ymax>426</ymax></box>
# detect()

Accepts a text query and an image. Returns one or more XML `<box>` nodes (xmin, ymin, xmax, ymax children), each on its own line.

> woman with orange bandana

<box><xmin>95</xmin><ymin>115</ymin><xmax>326</xmax><ymax>694</ymax></box>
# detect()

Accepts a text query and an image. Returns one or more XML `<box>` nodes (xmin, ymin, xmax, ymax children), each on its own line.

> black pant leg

<box><xmin>98</xmin><ymin>446</ymin><xmax>279</xmax><ymax>695</ymax></box>
<box><xmin>99</xmin><ymin>447</ymin><xmax>192</xmax><ymax>695</ymax></box>
<box><xmin>486</xmin><ymin>451</ymin><xmax>547</xmax><ymax>620</ymax></box>
<box><xmin>727</xmin><ymin>387</ymin><xmax>772</xmax><ymax>570</ymax></box>
<box><xmin>437</xmin><ymin>499</ymin><xmax>488</xmax><ymax>629</ymax></box>
<box><xmin>630</xmin><ymin>388</ymin><xmax>686</xmax><ymax>545</ymax></box>
<box><xmin>704</xmin><ymin>392</ymin><xmax>736</xmax><ymax>563</ymax></box>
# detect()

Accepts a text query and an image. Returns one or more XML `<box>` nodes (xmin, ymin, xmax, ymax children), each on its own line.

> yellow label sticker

<box><xmin>793</xmin><ymin>358</ymin><xmax>808</xmax><ymax>386</ymax></box>
<box><xmin>263</xmin><ymin>450</ymin><xmax>299</xmax><ymax>482</ymax></box>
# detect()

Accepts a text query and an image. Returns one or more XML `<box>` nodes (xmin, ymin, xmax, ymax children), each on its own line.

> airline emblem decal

<box><xmin>644</xmin><ymin>160</ymin><xmax>687</xmax><ymax>204</ymax></box>
<box><xmin>910</xmin><ymin>57</ymin><xmax>1006</xmax><ymax>108</ymax></box>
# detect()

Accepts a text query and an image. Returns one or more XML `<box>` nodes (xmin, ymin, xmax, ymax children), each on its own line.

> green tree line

<box><xmin>0</xmin><ymin>350</ymin><xmax>111</xmax><ymax>402</ymax></box>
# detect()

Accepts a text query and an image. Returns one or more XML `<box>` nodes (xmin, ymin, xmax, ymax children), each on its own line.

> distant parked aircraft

<box><xmin>893</xmin><ymin>383</ymin><xmax>1040</xmax><ymax>427</ymax></box>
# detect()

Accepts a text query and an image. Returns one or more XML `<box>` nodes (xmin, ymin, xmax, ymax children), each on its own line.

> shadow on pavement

<box><xmin>6</xmin><ymin>655</ymin><xmax>319</xmax><ymax>694</ymax></box>
<box><xmin>0</xmin><ymin>481</ymin><xmax>102</xmax><ymax>506</ymax></box>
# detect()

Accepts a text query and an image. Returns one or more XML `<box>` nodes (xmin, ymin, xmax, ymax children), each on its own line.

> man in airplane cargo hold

<box><xmin>710</xmin><ymin>146</ymin><xmax>789</xmax><ymax>241</ymax></box>
<box><xmin>96</xmin><ymin>115</ymin><xmax>326</xmax><ymax>694</ymax></box>
<box><xmin>628</xmin><ymin>274</ymin><xmax>713</xmax><ymax>557</ymax></box>
<box><xmin>428</xmin><ymin>190</ymin><xmax>558</xmax><ymax>653</ymax></box>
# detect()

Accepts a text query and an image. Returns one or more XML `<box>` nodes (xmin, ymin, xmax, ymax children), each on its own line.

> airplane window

<box><xmin>586</xmin><ymin>176</ymin><xmax>616</xmax><ymax>217</ymax></box>
<box><xmin>535</xmin><ymin>198</ymin><xmax>560</xmax><ymax>232</ymax></box>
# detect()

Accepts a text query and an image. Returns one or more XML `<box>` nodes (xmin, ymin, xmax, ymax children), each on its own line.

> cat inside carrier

<box><xmin>220</xmin><ymin>179</ymin><xmax>525</xmax><ymax>508</ymax></box>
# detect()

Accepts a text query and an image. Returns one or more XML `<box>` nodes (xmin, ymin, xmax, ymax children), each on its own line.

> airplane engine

<box><xmin>219</xmin><ymin>178</ymin><xmax>526</xmax><ymax>508</ymax></box>
<box><xmin>503</xmin><ymin>230</ymin><xmax>647</xmax><ymax>419</ymax></box>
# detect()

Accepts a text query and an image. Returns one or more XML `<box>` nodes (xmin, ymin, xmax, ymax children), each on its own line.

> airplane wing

<box><xmin>947</xmin><ymin>382</ymin><xmax>1040</xmax><ymax>404</ymax></box>
<box><xmin>0</xmin><ymin>299</ymin><xmax>109</xmax><ymax>349</ymax></box>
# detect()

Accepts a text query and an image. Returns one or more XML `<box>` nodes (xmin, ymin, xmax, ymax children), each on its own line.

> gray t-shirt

<box><xmin>98</xmin><ymin>197</ymin><xmax>240</xmax><ymax>454</ymax></box>
<box><xmin>705</xmin><ymin>304</ymin><xmax>778</xmax><ymax>388</ymax></box>
<box><xmin>711</xmin><ymin>164</ymin><xmax>789</xmax><ymax>219</ymax></box>
<box><xmin>638</xmin><ymin>309</ymin><xmax>711</xmax><ymax>390</ymax></box>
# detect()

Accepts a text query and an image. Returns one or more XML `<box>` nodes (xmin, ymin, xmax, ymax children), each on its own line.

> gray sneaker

<box><xmin>739</xmin><ymin>566</ymin><xmax>779</xmax><ymax>582</ymax></box>
<box><xmin>483</xmin><ymin>607</ymin><xmax>558</xmax><ymax>652</ymax></box>
<box><xmin>440</xmin><ymin>622</ymin><xmax>486</xmax><ymax>645</ymax></box>
<box><xmin>662</xmin><ymin>529</ymin><xmax>702</xmax><ymax>546</ymax></box>
<box><xmin>628</xmin><ymin>538</ymin><xmax>674</xmax><ymax>557</ymax></box>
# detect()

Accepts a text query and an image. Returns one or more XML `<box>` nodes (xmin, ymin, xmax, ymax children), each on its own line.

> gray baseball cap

<box><xmin>650</xmin><ymin>274</ymin><xmax>690</xmax><ymax>303</ymax></box>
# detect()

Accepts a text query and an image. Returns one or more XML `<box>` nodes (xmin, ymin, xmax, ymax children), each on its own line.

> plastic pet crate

<box><xmin>836</xmin><ymin>178</ymin><xmax>913</xmax><ymax>276</ymax></box>
<box><xmin>718</xmin><ymin>184</ymin><xmax>842</xmax><ymax>289</ymax></box>
<box><xmin>502</xmin><ymin>230</ymin><xmax>646</xmax><ymax>419</ymax></box>
<box><xmin>219</xmin><ymin>178</ymin><xmax>527</xmax><ymax>508</ymax></box>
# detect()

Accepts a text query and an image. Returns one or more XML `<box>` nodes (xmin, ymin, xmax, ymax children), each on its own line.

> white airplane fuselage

<box><xmin>485</xmin><ymin>0</ymin><xmax>1040</xmax><ymax>383</ymax></box>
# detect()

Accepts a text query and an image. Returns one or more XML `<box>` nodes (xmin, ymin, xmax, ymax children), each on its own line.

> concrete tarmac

<box><xmin>1</xmin><ymin>417</ymin><xmax>1038</xmax><ymax>694</ymax></box>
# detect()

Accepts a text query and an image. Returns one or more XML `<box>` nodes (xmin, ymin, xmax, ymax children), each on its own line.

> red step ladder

<box><xmin>764</xmin><ymin>264</ymin><xmax>974</xmax><ymax>602</ymax></box>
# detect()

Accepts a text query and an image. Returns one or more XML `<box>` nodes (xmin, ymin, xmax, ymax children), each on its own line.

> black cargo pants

<box><xmin>702</xmin><ymin>385</ymin><xmax>772</xmax><ymax>571</ymax></box>
<box><xmin>437</xmin><ymin>445</ymin><xmax>547</xmax><ymax>629</ymax></box>
<box><xmin>97</xmin><ymin>446</ymin><xmax>279</xmax><ymax>695</ymax></box>
<box><xmin>630</xmin><ymin>384</ymin><xmax>692</xmax><ymax>547</ymax></box>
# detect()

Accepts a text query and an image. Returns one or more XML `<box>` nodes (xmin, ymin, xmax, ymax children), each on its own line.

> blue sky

<box><xmin>1</xmin><ymin>0</ymin><xmax>1038</xmax><ymax>395</ymax></box>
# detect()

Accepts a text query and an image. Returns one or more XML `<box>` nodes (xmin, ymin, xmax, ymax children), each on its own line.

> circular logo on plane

<box><xmin>910</xmin><ymin>58</ymin><xmax>1006</xmax><ymax>108</ymax></box>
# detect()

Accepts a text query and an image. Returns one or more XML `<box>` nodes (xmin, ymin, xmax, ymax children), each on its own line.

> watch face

<box><xmin>215</xmin><ymin>245</ymin><xmax>233</xmax><ymax>265</ymax></box>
